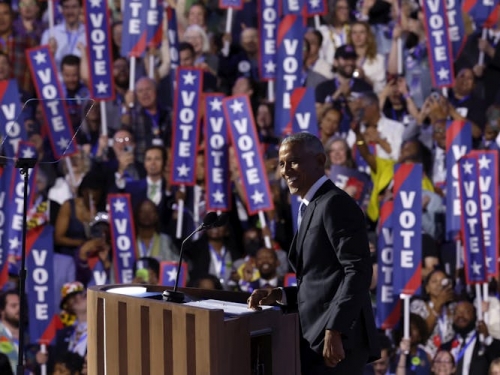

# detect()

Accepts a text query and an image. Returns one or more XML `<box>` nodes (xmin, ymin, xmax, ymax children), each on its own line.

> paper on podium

<box><xmin>184</xmin><ymin>299</ymin><xmax>275</xmax><ymax>315</ymax></box>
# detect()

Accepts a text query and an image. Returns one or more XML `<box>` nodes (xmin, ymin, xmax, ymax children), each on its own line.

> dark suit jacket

<box><xmin>442</xmin><ymin>333</ymin><xmax>500</xmax><ymax>375</ymax></box>
<box><xmin>284</xmin><ymin>179</ymin><xmax>379</xmax><ymax>360</ymax></box>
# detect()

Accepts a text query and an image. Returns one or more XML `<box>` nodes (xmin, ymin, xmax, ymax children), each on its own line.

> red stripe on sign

<box><xmin>393</xmin><ymin>163</ymin><xmax>413</xmax><ymax>196</ymax></box>
<box><xmin>446</xmin><ymin>120</ymin><xmax>466</xmax><ymax>151</ymax></box>
<box><xmin>277</xmin><ymin>15</ymin><xmax>297</xmax><ymax>46</ymax></box>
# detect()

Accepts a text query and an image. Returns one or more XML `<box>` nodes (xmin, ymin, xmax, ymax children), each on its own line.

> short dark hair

<box><xmin>133</xmin><ymin>257</ymin><xmax>160</xmax><ymax>280</ymax></box>
<box><xmin>0</xmin><ymin>290</ymin><xmax>18</xmax><ymax>312</ymax></box>
<box><xmin>60</xmin><ymin>0</ymin><xmax>82</xmax><ymax>6</ymax></box>
<box><xmin>61</xmin><ymin>54</ymin><xmax>81</xmax><ymax>71</ymax></box>
<box><xmin>307</xmin><ymin>28</ymin><xmax>324</xmax><ymax>47</ymax></box>
<box><xmin>145</xmin><ymin>145</ymin><xmax>167</xmax><ymax>168</ymax></box>
<box><xmin>179</xmin><ymin>42</ymin><xmax>195</xmax><ymax>56</ymax></box>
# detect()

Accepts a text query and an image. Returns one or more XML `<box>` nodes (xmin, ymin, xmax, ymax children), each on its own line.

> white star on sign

<box><xmin>264</xmin><ymin>60</ymin><xmax>276</xmax><ymax>73</ymax></box>
<box><xmin>177</xmin><ymin>163</ymin><xmax>190</xmax><ymax>177</ymax></box>
<box><xmin>9</xmin><ymin>237</ymin><xmax>20</xmax><ymax>250</ymax></box>
<box><xmin>229</xmin><ymin>100</ymin><xmax>243</xmax><ymax>114</ymax></box>
<box><xmin>95</xmin><ymin>81</ymin><xmax>108</xmax><ymax>93</ymax></box>
<box><xmin>33</xmin><ymin>51</ymin><xmax>47</xmax><ymax>64</ymax></box>
<box><xmin>113</xmin><ymin>199</ymin><xmax>126</xmax><ymax>213</ymax></box>
<box><xmin>309</xmin><ymin>0</ymin><xmax>321</xmax><ymax>8</ymax></box>
<box><xmin>471</xmin><ymin>261</ymin><xmax>482</xmax><ymax>275</ymax></box>
<box><xmin>462</xmin><ymin>160</ymin><xmax>474</xmax><ymax>174</ymax></box>
<box><xmin>212</xmin><ymin>190</ymin><xmax>225</xmax><ymax>203</ymax></box>
<box><xmin>478</xmin><ymin>154</ymin><xmax>491</xmax><ymax>169</ymax></box>
<box><xmin>437</xmin><ymin>67</ymin><xmax>449</xmax><ymax>81</ymax></box>
<box><xmin>182</xmin><ymin>71</ymin><xmax>197</xmax><ymax>85</ymax></box>
<box><xmin>250</xmin><ymin>190</ymin><xmax>265</xmax><ymax>204</ymax></box>
<box><xmin>167</xmin><ymin>267</ymin><xmax>177</xmax><ymax>282</ymax></box>
<box><xmin>90</xmin><ymin>0</ymin><xmax>101</xmax><ymax>7</ymax></box>
<box><xmin>21</xmin><ymin>148</ymin><xmax>35</xmax><ymax>158</ymax></box>
<box><xmin>209</xmin><ymin>98</ymin><xmax>223</xmax><ymax>112</ymax></box>
<box><xmin>57</xmin><ymin>137</ymin><xmax>69</xmax><ymax>150</ymax></box>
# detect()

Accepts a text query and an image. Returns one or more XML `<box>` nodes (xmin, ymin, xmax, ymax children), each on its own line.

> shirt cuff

<box><xmin>276</xmin><ymin>287</ymin><xmax>287</xmax><ymax>306</ymax></box>
<box><xmin>484</xmin><ymin>335</ymin><xmax>493</xmax><ymax>346</ymax></box>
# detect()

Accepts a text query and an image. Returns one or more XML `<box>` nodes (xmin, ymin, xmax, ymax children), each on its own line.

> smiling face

<box><xmin>279</xmin><ymin>140</ymin><xmax>326</xmax><ymax>198</ymax></box>
<box><xmin>431</xmin><ymin>350</ymin><xmax>456</xmax><ymax>375</ymax></box>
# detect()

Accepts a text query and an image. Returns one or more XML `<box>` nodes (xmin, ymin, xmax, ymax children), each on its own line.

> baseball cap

<box><xmin>334</xmin><ymin>44</ymin><xmax>357</xmax><ymax>60</ymax></box>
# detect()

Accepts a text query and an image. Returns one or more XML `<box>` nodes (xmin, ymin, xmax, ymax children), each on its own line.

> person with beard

<box><xmin>60</xmin><ymin>54</ymin><xmax>90</xmax><ymax>131</ymax></box>
<box><xmin>387</xmin><ymin>9</ymin><xmax>432</xmax><ymax>109</ymax></box>
<box><xmin>0</xmin><ymin>290</ymin><xmax>20</xmax><ymax>371</ymax></box>
<box><xmin>247</xmin><ymin>247</ymin><xmax>284</xmax><ymax>291</ymax></box>
<box><xmin>441</xmin><ymin>300</ymin><xmax>500</xmax><ymax>375</ymax></box>
<box><xmin>315</xmin><ymin>44</ymin><xmax>373</xmax><ymax>120</ymax></box>
<box><xmin>35</xmin><ymin>282</ymin><xmax>88</xmax><ymax>373</ymax></box>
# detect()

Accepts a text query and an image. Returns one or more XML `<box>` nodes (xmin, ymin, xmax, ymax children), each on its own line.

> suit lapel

<box><xmin>290</xmin><ymin>180</ymin><xmax>335</xmax><ymax>276</ymax></box>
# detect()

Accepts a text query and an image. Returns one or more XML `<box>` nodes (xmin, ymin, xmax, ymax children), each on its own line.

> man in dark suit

<box><xmin>442</xmin><ymin>300</ymin><xmax>500</xmax><ymax>375</ymax></box>
<box><xmin>248</xmin><ymin>133</ymin><xmax>379</xmax><ymax>374</ymax></box>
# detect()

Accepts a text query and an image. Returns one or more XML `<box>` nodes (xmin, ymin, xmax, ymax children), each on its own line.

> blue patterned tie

<box><xmin>297</xmin><ymin>202</ymin><xmax>306</xmax><ymax>229</ymax></box>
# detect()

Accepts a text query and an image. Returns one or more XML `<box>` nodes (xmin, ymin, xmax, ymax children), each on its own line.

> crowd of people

<box><xmin>0</xmin><ymin>0</ymin><xmax>498</xmax><ymax>373</ymax></box>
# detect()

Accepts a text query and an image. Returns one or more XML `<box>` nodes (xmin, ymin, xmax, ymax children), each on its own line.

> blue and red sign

<box><xmin>446</xmin><ymin>120</ymin><xmax>472</xmax><ymax>240</ymax></box>
<box><xmin>291</xmin><ymin>87</ymin><xmax>318</xmax><ymax>135</ymax></box>
<box><xmin>204</xmin><ymin>94</ymin><xmax>232</xmax><ymax>212</ymax></box>
<box><xmin>463</xmin><ymin>0</ymin><xmax>500</xmax><ymax>28</ymax></box>
<box><xmin>471</xmin><ymin>150</ymin><xmax>498</xmax><ymax>277</ymax></box>
<box><xmin>6</xmin><ymin>142</ymin><xmax>37</xmax><ymax>260</ymax></box>
<box><xmin>283</xmin><ymin>0</ymin><xmax>304</xmax><ymax>14</ymax></box>
<box><xmin>219</xmin><ymin>0</ymin><xmax>244</xmax><ymax>9</ymax></box>
<box><xmin>446</xmin><ymin>0</ymin><xmax>467</xmax><ymax>58</ymax></box>
<box><xmin>458</xmin><ymin>154</ymin><xmax>488</xmax><ymax>284</ymax></box>
<box><xmin>145</xmin><ymin>0</ymin><xmax>164</xmax><ymax>48</ymax></box>
<box><xmin>0</xmin><ymin>80</ymin><xmax>26</xmax><ymax>158</ymax></box>
<box><xmin>305</xmin><ymin>0</ymin><xmax>327</xmax><ymax>16</ymax></box>
<box><xmin>329</xmin><ymin>165</ymin><xmax>372</xmax><ymax>209</ymax></box>
<box><xmin>275</xmin><ymin>15</ymin><xmax>305</xmax><ymax>135</ymax></box>
<box><xmin>422</xmin><ymin>0</ymin><xmax>455</xmax><ymax>87</ymax></box>
<box><xmin>87</xmin><ymin>256</ymin><xmax>109</xmax><ymax>286</ymax></box>
<box><xmin>108</xmin><ymin>194</ymin><xmax>137</xmax><ymax>284</ymax></box>
<box><xmin>159</xmin><ymin>261</ymin><xmax>188</xmax><ymax>286</ymax></box>
<box><xmin>170</xmin><ymin>68</ymin><xmax>203</xmax><ymax>186</ymax></box>
<box><xmin>223</xmin><ymin>95</ymin><xmax>274</xmax><ymax>215</ymax></box>
<box><xmin>376</xmin><ymin>201</ymin><xmax>401</xmax><ymax>329</ymax></box>
<box><xmin>392</xmin><ymin>163</ymin><xmax>422</xmax><ymax>295</ymax></box>
<box><xmin>0</xmin><ymin>165</ymin><xmax>10</xmax><ymax>290</ymax></box>
<box><xmin>166</xmin><ymin>7</ymin><xmax>180</xmax><ymax>72</ymax></box>
<box><xmin>284</xmin><ymin>273</ymin><xmax>297</xmax><ymax>286</ymax></box>
<box><xmin>121</xmin><ymin>0</ymin><xmax>147</xmax><ymax>57</ymax></box>
<box><xmin>84</xmin><ymin>0</ymin><xmax>115</xmax><ymax>100</ymax></box>
<box><xmin>27</xmin><ymin>46</ymin><xmax>77</xmax><ymax>158</ymax></box>
<box><xmin>27</xmin><ymin>225</ymin><xmax>60</xmax><ymax>345</ymax></box>
<box><xmin>258</xmin><ymin>0</ymin><xmax>279</xmax><ymax>81</ymax></box>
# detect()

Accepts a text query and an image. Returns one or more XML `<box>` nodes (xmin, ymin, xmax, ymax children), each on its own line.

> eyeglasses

<box><xmin>114</xmin><ymin>137</ymin><xmax>132</xmax><ymax>143</ymax></box>
<box><xmin>434</xmin><ymin>360</ymin><xmax>453</xmax><ymax>364</ymax></box>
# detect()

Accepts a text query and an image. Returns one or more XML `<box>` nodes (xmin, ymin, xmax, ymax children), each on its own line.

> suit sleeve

<box><xmin>323</xmin><ymin>193</ymin><xmax>373</xmax><ymax>334</ymax></box>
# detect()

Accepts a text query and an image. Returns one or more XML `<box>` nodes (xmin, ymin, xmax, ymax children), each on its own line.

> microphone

<box><xmin>162</xmin><ymin>211</ymin><xmax>220</xmax><ymax>303</ymax></box>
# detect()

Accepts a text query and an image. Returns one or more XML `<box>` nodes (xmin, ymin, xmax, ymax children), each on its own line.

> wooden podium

<box><xmin>87</xmin><ymin>284</ymin><xmax>300</xmax><ymax>375</ymax></box>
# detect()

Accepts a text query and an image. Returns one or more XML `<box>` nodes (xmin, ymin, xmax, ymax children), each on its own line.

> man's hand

<box><xmin>117</xmin><ymin>151</ymin><xmax>134</xmax><ymax>174</ymax></box>
<box><xmin>477</xmin><ymin>320</ymin><xmax>489</xmax><ymax>337</ymax></box>
<box><xmin>247</xmin><ymin>288</ymin><xmax>282</xmax><ymax>310</ymax></box>
<box><xmin>323</xmin><ymin>330</ymin><xmax>345</xmax><ymax>367</ymax></box>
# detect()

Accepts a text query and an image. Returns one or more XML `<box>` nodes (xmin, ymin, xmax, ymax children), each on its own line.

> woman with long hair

<box><xmin>347</xmin><ymin>20</ymin><xmax>386</xmax><ymax>93</ymax></box>
<box><xmin>318</xmin><ymin>0</ymin><xmax>352</xmax><ymax>64</ymax></box>
<box><xmin>431</xmin><ymin>350</ymin><xmax>456</xmax><ymax>375</ymax></box>
<box><xmin>410</xmin><ymin>270</ymin><xmax>457</xmax><ymax>357</ymax></box>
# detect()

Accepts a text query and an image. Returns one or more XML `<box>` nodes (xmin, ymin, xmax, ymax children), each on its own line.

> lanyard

<box><xmin>66</xmin><ymin>29</ymin><xmax>79</xmax><ymax>55</ymax></box>
<box><xmin>455</xmin><ymin>332</ymin><xmax>477</xmax><ymax>362</ymax></box>
<box><xmin>145</xmin><ymin>109</ymin><xmax>160</xmax><ymax>136</ymax></box>
<box><xmin>209</xmin><ymin>245</ymin><xmax>227</xmax><ymax>278</ymax></box>
<box><xmin>139</xmin><ymin>236</ymin><xmax>157</xmax><ymax>257</ymax></box>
